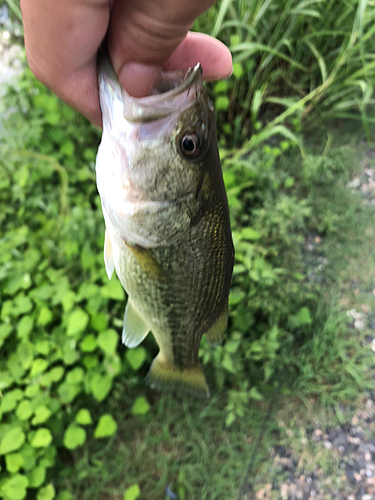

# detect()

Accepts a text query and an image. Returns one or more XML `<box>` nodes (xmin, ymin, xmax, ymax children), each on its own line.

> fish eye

<box><xmin>180</xmin><ymin>133</ymin><xmax>200</xmax><ymax>157</ymax></box>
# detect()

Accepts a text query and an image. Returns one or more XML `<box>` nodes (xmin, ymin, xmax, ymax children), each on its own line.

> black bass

<box><xmin>95</xmin><ymin>52</ymin><xmax>234</xmax><ymax>398</ymax></box>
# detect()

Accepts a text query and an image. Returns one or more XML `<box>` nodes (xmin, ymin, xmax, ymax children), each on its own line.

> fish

<box><xmin>95</xmin><ymin>51</ymin><xmax>234</xmax><ymax>398</ymax></box>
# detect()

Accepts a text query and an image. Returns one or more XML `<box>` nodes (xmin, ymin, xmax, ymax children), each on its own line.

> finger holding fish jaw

<box><xmin>21</xmin><ymin>0</ymin><xmax>232</xmax><ymax>126</ymax></box>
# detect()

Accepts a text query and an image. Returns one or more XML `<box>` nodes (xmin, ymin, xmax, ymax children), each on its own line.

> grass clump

<box><xmin>196</xmin><ymin>0</ymin><xmax>375</xmax><ymax>146</ymax></box>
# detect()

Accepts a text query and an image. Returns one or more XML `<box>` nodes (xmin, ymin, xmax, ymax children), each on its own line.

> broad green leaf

<box><xmin>289</xmin><ymin>307</ymin><xmax>312</xmax><ymax>328</ymax></box>
<box><xmin>37</xmin><ymin>484</ymin><xmax>55</xmax><ymax>500</ymax></box>
<box><xmin>240</xmin><ymin>228</ymin><xmax>262</xmax><ymax>240</ymax></box>
<box><xmin>38</xmin><ymin>446</ymin><xmax>57</xmax><ymax>468</ymax></box>
<box><xmin>126</xmin><ymin>347</ymin><xmax>147</xmax><ymax>371</ymax></box>
<box><xmin>1</xmin><ymin>474</ymin><xmax>28</xmax><ymax>500</ymax></box>
<box><xmin>222</xmin><ymin>353</ymin><xmax>235</xmax><ymax>374</ymax></box>
<box><xmin>35</xmin><ymin>341</ymin><xmax>51</xmax><ymax>356</ymax></box>
<box><xmin>90</xmin><ymin>373</ymin><xmax>112</xmax><ymax>402</ymax></box>
<box><xmin>60</xmin><ymin>139</ymin><xmax>74</xmax><ymax>157</ymax></box>
<box><xmin>284</xmin><ymin>176</ymin><xmax>295</xmax><ymax>188</ymax></box>
<box><xmin>80</xmin><ymin>334</ymin><xmax>97</xmax><ymax>352</ymax></box>
<box><xmin>213</xmin><ymin>80</ymin><xmax>229</xmax><ymax>95</ymax></box>
<box><xmin>17</xmin><ymin>342</ymin><xmax>34</xmax><ymax>370</ymax></box>
<box><xmin>215</xmin><ymin>95</ymin><xmax>230</xmax><ymax>111</ymax></box>
<box><xmin>48</xmin><ymin>366</ymin><xmax>64</xmax><ymax>383</ymax></box>
<box><xmin>131</xmin><ymin>397</ymin><xmax>150</xmax><ymax>416</ymax></box>
<box><xmin>56</xmin><ymin>491</ymin><xmax>73</xmax><ymax>500</ymax></box>
<box><xmin>97</xmin><ymin>329</ymin><xmax>118</xmax><ymax>356</ymax></box>
<box><xmin>4</xmin><ymin>273</ymin><xmax>32</xmax><ymax>295</ymax></box>
<box><xmin>75</xmin><ymin>409</ymin><xmax>92</xmax><ymax>426</ymax></box>
<box><xmin>0</xmin><ymin>324</ymin><xmax>12</xmax><ymax>347</ymax></box>
<box><xmin>91</xmin><ymin>313</ymin><xmax>108</xmax><ymax>332</ymax></box>
<box><xmin>0</xmin><ymin>371</ymin><xmax>13</xmax><ymax>390</ymax></box>
<box><xmin>100</xmin><ymin>279</ymin><xmax>125</xmax><ymax>300</ymax></box>
<box><xmin>123</xmin><ymin>484</ymin><xmax>141</xmax><ymax>500</ymax></box>
<box><xmin>30</xmin><ymin>358</ymin><xmax>49</xmax><ymax>377</ymax></box>
<box><xmin>0</xmin><ymin>427</ymin><xmax>25</xmax><ymax>454</ymax></box>
<box><xmin>11</xmin><ymin>294</ymin><xmax>33</xmax><ymax>317</ymax></box>
<box><xmin>67</xmin><ymin>308</ymin><xmax>89</xmax><ymax>337</ymax></box>
<box><xmin>66</xmin><ymin>367</ymin><xmax>84</xmax><ymax>384</ymax></box>
<box><xmin>31</xmin><ymin>428</ymin><xmax>53</xmax><ymax>448</ymax></box>
<box><xmin>77</xmin><ymin>283</ymin><xmax>99</xmax><ymax>300</ymax></box>
<box><xmin>82</xmin><ymin>355</ymin><xmax>99</xmax><ymax>370</ymax></box>
<box><xmin>15</xmin><ymin>400</ymin><xmax>33</xmax><ymax>421</ymax></box>
<box><xmin>25</xmin><ymin>384</ymin><xmax>40</xmax><ymax>398</ymax></box>
<box><xmin>5</xmin><ymin>453</ymin><xmax>24</xmax><ymax>473</ymax></box>
<box><xmin>232</xmin><ymin>62</ymin><xmax>243</xmax><ymax>79</ymax></box>
<box><xmin>30</xmin><ymin>285</ymin><xmax>54</xmax><ymax>302</ymax></box>
<box><xmin>32</xmin><ymin>406</ymin><xmax>52</xmax><ymax>425</ymax></box>
<box><xmin>37</xmin><ymin>307</ymin><xmax>53</xmax><ymax>326</ymax></box>
<box><xmin>27</xmin><ymin>466</ymin><xmax>46</xmax><ymax>488</ymax></box>
<box><xmin>1</xmin><ymin>389</ymin><xmax>23</xmax><ymax>413</ymax></box>
<box><xmin>19</xmin><ymin>444</ymin><xmax>36</xmax><ymax>470</ymax></box>
<box><xmin>63</xmin><ymin>425</ymin><xmax>86</xmax><ymax>450</ymax></box>
<box><xmin>249</xmin><ymin>387</ymin><xmax>264</xmax><ymax>401</ymax></box>
<box><xmin>94</xmin><ymin>414</ymin><xmax>117</xmax><ymax>438</ymax></box>
<box><xmin>62</xmin><ymin>291</ymin><xmax>76</xmax><ymax>312</ymax></box>
<box><xmin>225</xmin><ymin>411</ymin><xmax>236</xmax><ymax>427</ymax></box>
<box><xmin>62</xmin><ymin>340</ymin><xmax>79</xmax><ymax>365</ymax></box>
<box><xmin>104</xmin><ymin>353</ymin><xmax>122</xmax><ymax>377</ymax></box>
<box><xmin>57</xmin><ymin>381</ymin><xmax>81</xmax><ymax>404</ymax></box>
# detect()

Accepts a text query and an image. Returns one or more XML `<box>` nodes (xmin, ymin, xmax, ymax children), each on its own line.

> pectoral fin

<box><xmin>125</xmin><ymin>243</ymin><xmax>165</xmax><ymax>282</ymax></box>
<box><xmin>204</xmin><ymin>302</ymin><xmax>228</xmax><ymax>346</ymax></box>
<box><xmin>104</xmin><ymin>229</ymin><xmax>115</xmax><ymax>279</ymax></box>
<box><xmin>122</xmin><ymin>300</ymin><xmax>150</xmax><ymax>348</ymax></box>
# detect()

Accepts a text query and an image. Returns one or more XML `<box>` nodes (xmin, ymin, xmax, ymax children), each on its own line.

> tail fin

<box><xmin>145</xmin><ymin>354</ymin><xmax>210</xmax><ymax>399</ymax></box>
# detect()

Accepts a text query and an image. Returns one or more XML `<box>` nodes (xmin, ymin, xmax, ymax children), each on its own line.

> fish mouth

<box><xmin>98</xmin><ymin>49</ymin><xmax>204</xmax><ymax>124</ymax></box>
<box><xmin>122</xmin><ymin>64</ymin><xmax>203</xmax><ymax>123</ymax></box>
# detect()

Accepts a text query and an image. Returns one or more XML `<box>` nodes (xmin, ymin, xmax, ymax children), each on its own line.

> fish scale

<box><xmin>95</xmin><ymin>50</ymin><xmax>234</xmax><ymax>398</ymax></box>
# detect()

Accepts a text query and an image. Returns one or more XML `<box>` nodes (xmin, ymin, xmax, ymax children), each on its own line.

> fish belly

<box><xmin>113</xmin><ymin>207</ymin><xmax>232</xmax><ymax>396</ymax></box>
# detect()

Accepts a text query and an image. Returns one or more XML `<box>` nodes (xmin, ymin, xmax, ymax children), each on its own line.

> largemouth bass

<box><xmin>95</xmin><ymin>52</ymin><xmax>234</xmax><ymax>398</ymax></box>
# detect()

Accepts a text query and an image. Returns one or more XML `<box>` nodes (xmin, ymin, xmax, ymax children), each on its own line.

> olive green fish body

<box><xmin>96</xmin><ymin>51</ymin><xmax>233</xmax><ymax>397</ymax></box>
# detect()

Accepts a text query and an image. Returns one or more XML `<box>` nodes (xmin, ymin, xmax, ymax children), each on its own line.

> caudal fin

<box><xmin>145</xmin><ymin>354</ymin><xmax>210</xmax><ymax>399</ymax></box>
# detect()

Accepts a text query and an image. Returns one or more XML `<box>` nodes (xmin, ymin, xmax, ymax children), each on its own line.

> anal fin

<box><xmin>145</xmin><ymin>354</ymin><xmax>210</xmax><ymax>399</ymax></box>
<box><xmin>122</xmin><ymin>300</ymin><xmax>150</xmax><ymax>348</ymax></box>
<box><xmin>204</xmin><ymin>302</ymin><xmax>228</xmax><ymax>346</ymax></box>
<box><xmin>104</xmin><ymin>229</ymin><xmax>115</xmax><ymax>279</ymax></box>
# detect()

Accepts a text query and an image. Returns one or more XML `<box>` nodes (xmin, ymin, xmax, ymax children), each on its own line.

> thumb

<box><xmin>113</xmin><ymin>62</ymin><xmax>162</xmax><ymax>98</ymax></box>
<box><xmin>107</xmin><ymin>0</ymin><xmax>215</xmax><ymax>97</ymax></box>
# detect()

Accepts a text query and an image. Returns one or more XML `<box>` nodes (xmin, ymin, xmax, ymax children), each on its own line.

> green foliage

<box><xmin>0</xmin><ymin>71</ymin><xmax>138</xmax><ymax>498</ymax></box>
<box><xmin>198</xmin><ymin>129</ymin><xmax>367</xmax><ymax>426</ymax></box>
<box><xmin>94</xmin><ymin>415</ymin><xmax>117</xmax><ymax>438</ymax></box>
<box><xmin>63</xmin><ymin>426</ymin><xmax>86</xmax><ymax>450</ymax></box>
<box><xmin>195</xmin><ymin>0</ymin><xmax>375</xmax><ymax>146</ymax></box>
<box><xmin>130</xmin><ymin>397</ymin><xmax>151</xmax><ymax>416</ymax></box>
<box><xmin>123</xmin><ymin>484</ymin><xmax>141</xmax><ymax>500</ymax></box>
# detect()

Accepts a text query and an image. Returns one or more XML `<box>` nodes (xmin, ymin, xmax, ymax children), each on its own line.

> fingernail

<box><xmin>118</xmin><ymin>62</ymin><xmax>161</xmax><ymax>98</ymax></box>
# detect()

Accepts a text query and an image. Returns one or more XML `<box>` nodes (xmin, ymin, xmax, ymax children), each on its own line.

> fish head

<box><xmin>98</xmin><ymin>57</ymin><xmax>216</xmax><ymax>204</ymax></box>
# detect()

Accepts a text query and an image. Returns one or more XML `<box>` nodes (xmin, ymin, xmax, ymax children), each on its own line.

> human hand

<box><xmin>20</xmin><ymin>0</ymin><xmax>232</xmax><ymax>127</ymax></box>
